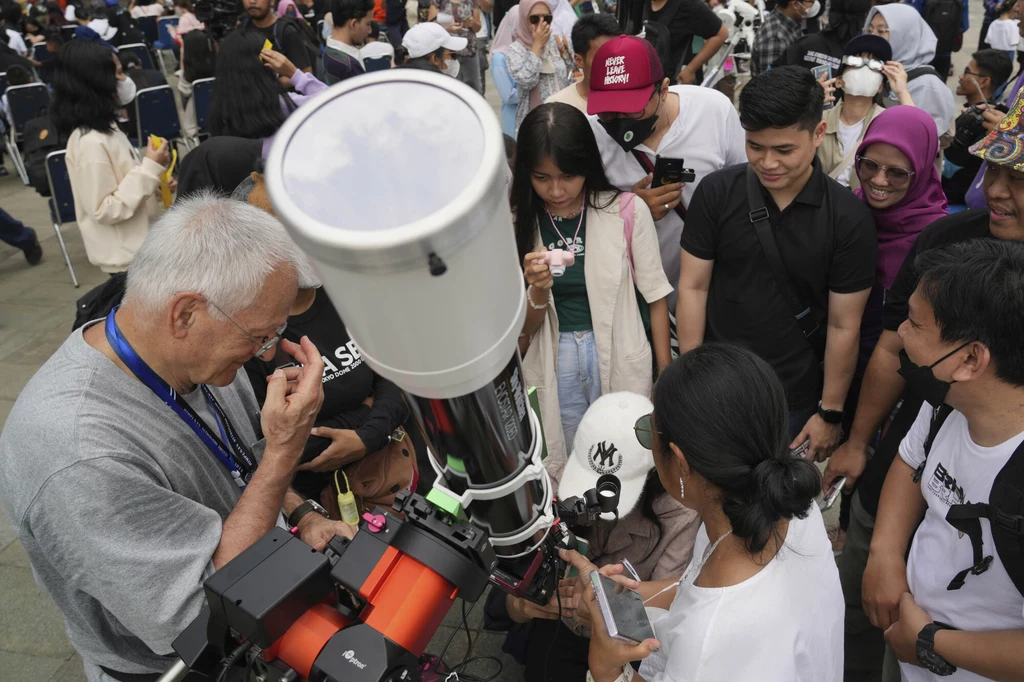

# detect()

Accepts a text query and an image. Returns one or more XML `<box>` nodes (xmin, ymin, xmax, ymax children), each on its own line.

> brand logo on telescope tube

<box><xmin>342</xmin><ymin>649</ymin><xmax>368</xmax><ymax>669</ymax></box>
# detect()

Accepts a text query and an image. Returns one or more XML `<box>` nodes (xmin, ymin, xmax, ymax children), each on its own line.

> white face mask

<box><xmin>116</xmin><ymin>76</ymin><xmax>137</xmax><ymax>107</ymax></box>
<box><xmin>842</xmin><ymin>66</ymin><xmax>884</xmax><ymax>97</ymax></box>
<box><xmin>802</xmin><ymin>0</ymin><xmax>821</xmax><ymax>17</ymax></box>
<box><xmin>444</xmin><ymin>58</ymin><xmax>460</xmax><ymax>79</ymax></box>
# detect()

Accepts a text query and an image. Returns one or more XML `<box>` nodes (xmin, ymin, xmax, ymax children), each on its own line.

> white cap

<box><xmin>402</xmin><ymin>22</ymin><xmax>468</xmax><ymax>59</ymax></box>
<box><xmin>558</xmin><ymin>392</ymin><xmax>656</xmax><ymax>518</ymax></box>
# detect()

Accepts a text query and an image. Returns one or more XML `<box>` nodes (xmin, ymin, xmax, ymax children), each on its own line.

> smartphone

<box><xmin>589</xmin><ymin>572</ymin><xmax>656</xmax><ymax>644</ymax></box>
<box><xmin>652</xmin><ymin>156</ymin><xmax>696</xmax><ymax>187</ymax></box>
<box><xmin>819</xmin><ymin>476</ymin><xmax>847</xmax><ymax>511</ymax></box>
<box><xmin>791</xmin><ymin>439</ymin><xmax>810</xmax><ymax>459</ymax></box>
<box><xmin>812</xmin><ymin>64</ymin><xmax>834</xmax><ymax>110</ymax></box>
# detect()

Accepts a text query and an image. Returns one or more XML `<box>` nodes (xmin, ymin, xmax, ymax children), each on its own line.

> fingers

<box><xmin>822</xmin><ymin>464</ymin><xmax>837</xmax><ymax>493</ymax></box>
<box><xmin>269</xmin><ymin>366</ymin><xmax>302</xmax><ymax>383</ymax></box>
<box><xmin>291</xmin><ymin>336</ymin><xmax>325</xmax><ymax>399</ymax></box>
<box><xmin>311</xmin><ymin>425</ymin><xmax>341</xmax><ymax>439</ymax></box>
<box><xmin>264</xmin><ymin>369</ymin><xmax>288</xmax><ymax>407</ymax></box>
<box><xmin>296</xmin><ymin>453</ymin><xmax>330</xmax><ymax>472</ymax></box>
<box><xmin>791</xmin><ymin>428</ymin><xmax>810</xmax><ymax>453</ymax></box>
<box><xmin>559</xmin><ymin>549</ymin><xmax>595</xmax><ymax>573</ymax></box>
<box><xmin>632</xmin><ymin>173</ymin><xmax>654</xmax><ymax>193</ymax></box>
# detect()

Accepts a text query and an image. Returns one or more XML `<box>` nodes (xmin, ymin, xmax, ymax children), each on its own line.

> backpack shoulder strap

<box><xmin>914</xmin><ymin>403</ymin><xmax>954</xmax><ymax>483</ymax></box>
<box><xmin>906</xmin><ymin>65</ymin><xmax>941</xmax><ymax>82</ymax></box>
<box><xmin>945</xmin><ymin>436</ymin><xmax>1024</xmax><ymax>596</ymax></box>
<box><xmin>620</xmin><ymin>191</ymin><xmax>636</xmax><ymax>283</ymax></box>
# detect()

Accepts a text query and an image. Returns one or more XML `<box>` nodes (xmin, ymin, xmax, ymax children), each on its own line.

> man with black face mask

<box><xmin>862</xmin><ymin>239</ymin><xmax>1024</xmax><ymax>682</ymax></box>
<box><xmin>824</xmin><ymin>87</ymin><xmax>1024</xmax><ymax>682</ymax></box>
<box><xmin>586</xmin><ymin>34</ymin><xmax>745</xmax><ymax>317</ymax></box>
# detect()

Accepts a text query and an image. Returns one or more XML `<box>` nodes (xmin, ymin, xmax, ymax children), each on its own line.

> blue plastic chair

<box><xmin>190</xmin><ymin>77</ymin><xmax>214</xmax><ymax>137</ymax></box>
<box><xmin>6</xmin><ymin>83</ymin><xmax>50</xmax><ymax>185</ymax></box>
<box><xmin>138</xmin><ymin>15</ymin><xmax>159</xmax><ymax>44</ymax></box>
<box><xmin>118</xmin><ymin>42</ymin><xmax>156</xmax><ymax>71</ymax></box>
<box><xmin>32</xmin><ymin>43</ymin><xmax>55</xmax><ymax>64</ymax></box>
<box><xmin>153</xmin><ymin>16</ymin><xmax>179</xmax><ymax>74</ymax></box>
<box><xmin>134</xmin><ymin>85</ymin><xmax>190</xmax><ymax>152</ymax></box>
<box><xmin>44</xmin><ymin>151</ymin><xmax>79</xmax><ymax>287</ymax></box>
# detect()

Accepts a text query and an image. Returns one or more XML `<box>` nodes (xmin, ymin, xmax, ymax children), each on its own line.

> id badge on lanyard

<box><xmin>104</xmin><ymin>307</ymin><xmax>257</xmax><ymax>488</ymax></box>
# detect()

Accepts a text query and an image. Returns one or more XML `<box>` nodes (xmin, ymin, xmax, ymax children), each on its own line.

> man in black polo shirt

<box><xmin>823</xmin><ymin>87</ymin><xmax>1024</xmax><ymax>682</ymax></box>
<box><xmin>677</xmin><ymin>66</ymin><xmax>877</xmax><ymax>460</ymax></box>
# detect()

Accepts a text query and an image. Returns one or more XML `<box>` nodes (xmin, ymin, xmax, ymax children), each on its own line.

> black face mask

<box><xmin>598</xmin><ymin>99</ymin><xmax>660</xmax><ymax>152</ymax></box>
<box><xmin>897</xmin><ymin>342</ymin><xmax>971</xmax><ymax>407</ymax></box>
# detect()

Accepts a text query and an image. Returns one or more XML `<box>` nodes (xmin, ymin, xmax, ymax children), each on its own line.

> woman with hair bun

<box><xmin>563</xmin><ymin>343</ymin><xmax>844</xmax><ymax>682</ymax></box>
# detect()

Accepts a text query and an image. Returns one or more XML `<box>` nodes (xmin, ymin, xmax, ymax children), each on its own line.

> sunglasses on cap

<box><xmin>842</xmin><ymin>55</ymin><xmax>884</xmax><ymax>72</ymax></box>
<box><xmin>634</xmin><ymin>413</ymin><xmax>663</xmax><ymax>450</ymax></box>
<box><xmin>529</xmin><ymin>13</ymin><xmax>553</xmax><ymax>24</ymax></box>
<box><xmin>856</xmin><ymin>155</ymin><xmax>915</xmax><ymax>188</ymax></box>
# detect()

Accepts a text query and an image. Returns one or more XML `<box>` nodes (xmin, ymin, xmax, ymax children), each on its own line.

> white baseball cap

<box><xmin>558</xmin><ymin>392</ymin><xmax>656</xmax><ymax>518</ymax></box>
<box><xmin>402</xmin><ymin>22</ymin><xmax>468</xmax><ymax>59</ymax></box>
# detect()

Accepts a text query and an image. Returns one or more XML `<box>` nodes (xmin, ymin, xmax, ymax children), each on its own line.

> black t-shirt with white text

<box><xmin>681</xmin><ymin>161</ymin><xmax>877</xmax><ymax>409</ymax></box>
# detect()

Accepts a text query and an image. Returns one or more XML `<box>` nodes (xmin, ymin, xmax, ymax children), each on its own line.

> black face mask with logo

<box><xmin>897</xmin><ymin>342</ymin><xmax>971</xmax><ymax>407</ymax></box>
<box><xmin>599</xmin><ymin>114</ymin><xmax>658</xmax><ymax>152</ymax></box>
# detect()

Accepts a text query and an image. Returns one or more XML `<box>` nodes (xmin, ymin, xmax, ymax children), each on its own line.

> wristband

<box><xmin>527</xmin><ymin>285</ymin><xmax>549</xmax><ymax>311</ymax></box>
<box><xmin>586</xmin><ymin>665</ymin><xmax>635</xmax><ymax>682</ymax></box>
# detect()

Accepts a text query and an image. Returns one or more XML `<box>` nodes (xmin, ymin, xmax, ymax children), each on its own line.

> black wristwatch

<box><xmin>288</xmin><ymin>499</ymin><xmax>329</xmax><ymax>528</ymax></box>
<box><xmin>916</xmin><ymin>622</ymin><xmax>957</xmax><ymax>676</ymax></box>
<box><xmin>817</xmin><ymin>401</ymin><xmax>844</xmax><ymax>425</ymax></box>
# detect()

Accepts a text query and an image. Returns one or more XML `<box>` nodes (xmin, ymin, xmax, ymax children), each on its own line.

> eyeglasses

<box><xmin>855</xmin><ymin>155</ymin><xmax>915</xmax><ymax>188</ymax></box>
<box><xmin>963</xmin><ymin>67</ymin><xmax>985</xmax><ymax>78</ymax></box>
<box><xmin>528</xmin><ymin>13</ymin><xmax>553</xmax><ymax>24</ymax></box>
<box><xmin>866</xmin><ymin>26</ymin><xmax>890</xmax><ymax>36</ymax></box>
<box><xmin>634</xmin><ymin>413</ymin><xmax>663</xmax><ymax>450</ymax></box>
<box><xmin>206</xmin><ymin>300</ymin><xmax>288</xmax><ymax>359</ymax></box>
<box><xmin>596</xmin><ymin>92</ymin><xmax>658</xmax><ymax>122</ymax></box>
<box><xmin>842</xmin><ymin>55</ymin><xmax>884</xmax><ymax>72</ymax></box>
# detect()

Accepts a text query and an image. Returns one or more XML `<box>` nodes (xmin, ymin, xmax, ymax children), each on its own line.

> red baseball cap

<box><xmin>587</xmin><ymin>35</ymin><xmax>665</xmax><ymax>116</ymax></box>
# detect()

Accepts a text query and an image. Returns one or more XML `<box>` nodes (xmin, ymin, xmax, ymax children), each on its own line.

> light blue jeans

<box><xmin>557</xmin><ymin>331</ymin><xmax>603</xmax><ymax>452</ymax></box>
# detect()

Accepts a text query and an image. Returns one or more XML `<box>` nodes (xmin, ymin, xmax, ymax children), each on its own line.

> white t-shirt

<box><xmin>638</xmin><ymin>504</ymin><xmax>844</xmax><ymax>682</ymax></box>
<box><xmin>836</xmin><ymin>119</ymin><xmax>865</xmax><ymax>188</ymax></box>
<box><xmin>545</xmin><ymin>82</ymin><xmax>588</xmax><ymax>114</ymax></box>
<box><xmin>5</xmin><ymin>29</ymin><xmax>27</xmax><ymax>57</ymax></box>
<box><xmin>590</xmin><ymin>85</ymin><xmax>747</xmax><ymax>311</ymax></box>
<box><xmin>899</xmin><ymin>404</ymin><xmax>1024</xmax><ymax>682</ymax></box>
<box><xmin>987</xmin><ymin>19</ymin><xmax>1021</xmax><ymax>52</ymax></box>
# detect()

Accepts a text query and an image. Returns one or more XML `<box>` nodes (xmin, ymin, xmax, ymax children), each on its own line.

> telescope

<box><xmin>159</xmin><ymin>71</ymin><xmax>620</xmax><ymax>682</ymax></box>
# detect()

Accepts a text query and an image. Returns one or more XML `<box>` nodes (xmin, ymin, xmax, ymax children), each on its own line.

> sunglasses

<box><xmin>855</xmin><ymin>156</ymin><xmax>915</xmax><ymax>188</ymax></box>
<box><xmin>529</xmin><ymin>13</ymin><xmax>553</xmax><ymax>24</ymax></box>
<box><xmin>634</xmin><ymin>413</ymin><xmax>663</xmax><ymax>450</ymax></box>
<box><xmin>842</xmin><ymin>55</ymin><xmax>884</xmax><ymax>72</ymax></box>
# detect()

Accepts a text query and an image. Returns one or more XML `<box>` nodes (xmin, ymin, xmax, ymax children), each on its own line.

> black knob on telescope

<box><xmin>428</xmin><ymin>252</ymin><xmax>447</xmax><ymax>276</ymax></box>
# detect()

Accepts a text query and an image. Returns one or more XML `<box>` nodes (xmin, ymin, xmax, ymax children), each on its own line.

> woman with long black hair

<box><xmin>515</xmin><ymin>102</ymin><xmax>673</xmax><ymax>471</ymax></box>
<box><xmin>178</xmin><ymin>29</ymin><xmax>217</xmax><ymax>141</ymax></box>
<box><xmin>208</xmin><ymin>29</ymin><xmax>325</xmax><ymax>155</ymax></box>
<box><xmin>565</xmin><ymin>344</ymin><xmax>843</xmax><ymax>682</ymax></box>
<box><xmin>53</xmin><ymin>40</ymin><xmax>171</xmax><ymax>274</ymax></box>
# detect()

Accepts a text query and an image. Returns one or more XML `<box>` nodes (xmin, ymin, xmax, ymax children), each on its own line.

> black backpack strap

<box><xmin>745</xmin><ymin>165</ymin><xmax>824</xmax><ymax>360</ymax></box>
<box><xmin>906</xmin><ymin>65</ymin><xmax>941</xmax><ymax>82</ymax></box>
<box><xmin>945</xmin><ymin>437</ymin><xmax>1024</xmax><ymax>595</ymax></box>
<box><xmin>914</xmin><ymin>403</ymin><xmax>954</xmax><ymax>483</ymax></box>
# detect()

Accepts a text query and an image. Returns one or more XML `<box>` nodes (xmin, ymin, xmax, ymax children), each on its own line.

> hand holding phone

<box><xmin>819</xmin><ymin>476</ymin><xmax>847</xmax><ymax>511</ymax></box>
<box><xmin>589</xmin><ymin>571</ymin><xmax>656</xmax><ymax>644</ymax></box>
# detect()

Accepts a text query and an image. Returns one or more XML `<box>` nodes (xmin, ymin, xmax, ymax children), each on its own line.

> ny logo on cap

<box><xmin>590</xmin><ymin>440</ymin><xmax>623</xmax><ymax>475</ymax></box>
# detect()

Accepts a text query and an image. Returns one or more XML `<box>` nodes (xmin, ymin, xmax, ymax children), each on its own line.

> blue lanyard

<box><xmin>104</xmin><ymin>307</ymin><xmax>257</xmax><ymax>488</ymax></box>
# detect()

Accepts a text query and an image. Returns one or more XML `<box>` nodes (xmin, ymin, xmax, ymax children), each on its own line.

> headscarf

<box><xmin>490</xmin><ymin>4</ymin><xmax>519</xmax><ymax>60</ymax></box>
<box><xmin>854</xmin><ymin>105</ymin><xmax>948</xmax><ymax>289</ymax></box>
<box><xmin>551</xmin><ymin>0</ymin><xmax>577</xmax><ymax>38</ymax></box>
<box><xmin>514</xmin><ymin>0</ymin><xmax>556</xmax><ymax>110</ymax></box>
<box><xmin>864</xmin><ymin>4</ymin><xmax>936</xmax><ymax>68</ymax></box>
<box><xmin>277</xmin><ymin>0</ymin><xmax>300</xmax><ymax>17</ymax></box>
<box><xmin>175</xmin><ymin>136</ymin><xmax>264</xmax><ymax>201</ymax></box>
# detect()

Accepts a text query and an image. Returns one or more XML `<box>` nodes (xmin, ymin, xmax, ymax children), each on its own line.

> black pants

<box><xmin>523</xmin><ymin>618</ymin><xmax>591</xmax><ymax>682</ymax></box>
<box><xmin>931</xmin><ymin>53</ymin><xmax>952</xmax><ymax>81</ymax></box>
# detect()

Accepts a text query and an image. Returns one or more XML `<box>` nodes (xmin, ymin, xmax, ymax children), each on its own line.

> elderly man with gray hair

<box><xmin>0</xmin><ymin>193</ymin><xmax>355</xmax><ymax>682</ymax></box>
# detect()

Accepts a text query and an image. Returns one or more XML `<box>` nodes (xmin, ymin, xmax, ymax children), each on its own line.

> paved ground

<box><xmin>0</xmin><ymin>17</ymin><xmax>984</xmax><ymax>680</ymax></box>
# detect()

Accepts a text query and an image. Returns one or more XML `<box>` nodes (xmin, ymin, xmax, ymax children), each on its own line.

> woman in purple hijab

<box><xmin>851</xmin><ymin>104</ymin><xmax>948</xmax><ymax>362</ymax></box>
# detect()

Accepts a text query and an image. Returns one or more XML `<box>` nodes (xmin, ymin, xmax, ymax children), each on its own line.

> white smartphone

<box><xmin>589</xmin><ymin>572</ymin><xmax>656</xmax><ymax>644</ymax></box>
<box><xmin>819</xmin><ymin>476</ymin><xmax>847</xmax><ymax>511</ymax></box>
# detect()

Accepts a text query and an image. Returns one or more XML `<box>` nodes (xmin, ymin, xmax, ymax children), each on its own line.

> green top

<box><xmin>538</xmin><ymin>210</ymin><xmax>592</xmax><ymax>332</ymax></box>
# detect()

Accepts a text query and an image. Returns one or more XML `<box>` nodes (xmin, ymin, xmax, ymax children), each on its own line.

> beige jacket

<box><xmin>66</xmin><ymin>127</ymin><xmax>163</xmax><ymax>274</ymax></box>
<box><xmin>522</xmin><ymin>192</ymin><xmax>674</xmax><ymax>473</ymax></box>
<box><xmin>817</xmin><ymin>101</ymin><xmax>885</xmax><ymax>191</ymax></box>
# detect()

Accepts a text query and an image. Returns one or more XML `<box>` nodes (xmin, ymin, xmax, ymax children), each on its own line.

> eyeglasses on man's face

<box><xmin>206</xmin><ymin>300</ymin><xmax>288</xmax><ymax>359</ymax></box>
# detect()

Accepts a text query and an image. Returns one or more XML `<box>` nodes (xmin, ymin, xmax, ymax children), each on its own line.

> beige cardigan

<box><xmin>522</xmin><ymin>192</ymin><xmax>674</xmax><ymax>474</ymax></box>
<box><xmin>66</xmin><ymin>126</ymin><xmax>164</xmax><ymax>273</ymax></box>
<box><xmin>817</xmin><ymin>101</ymin><xmax>885</xmax><ymax>191</ymax></box>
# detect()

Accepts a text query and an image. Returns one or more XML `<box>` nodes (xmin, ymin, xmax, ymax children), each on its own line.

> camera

<box><xmin>194</xmin><ymin>0</ymin><xmax>238</xmax><ymax>39</ymax></box>
<box><xmin>954</xmin><ymin>102</ymin><xmax>1008</xmax><ymax>150</ymax></box>
<box><xmin>538</xmin><ymin>248</ymin><xmax>576</xmax><ymax>276</ymax></box>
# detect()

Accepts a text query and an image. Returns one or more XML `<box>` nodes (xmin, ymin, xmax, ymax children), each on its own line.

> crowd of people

<box><xmin>0</xmin><ymin>0</ymin><xmax>1023</xmax><ymax>682</ymax></box>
